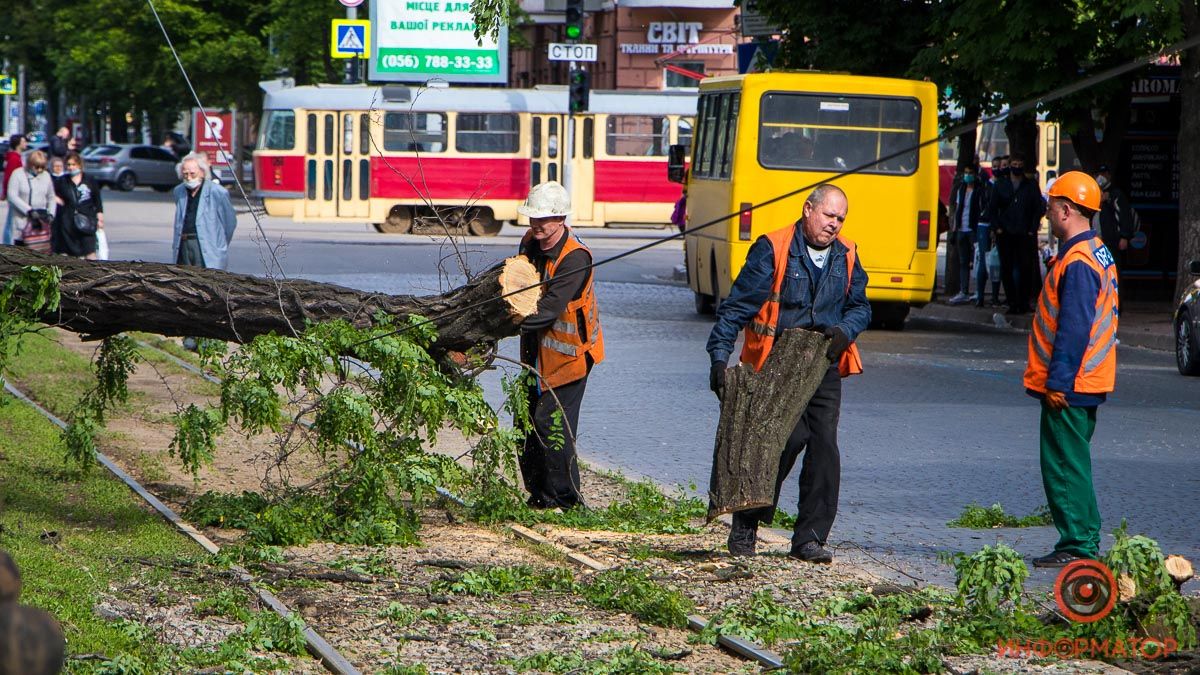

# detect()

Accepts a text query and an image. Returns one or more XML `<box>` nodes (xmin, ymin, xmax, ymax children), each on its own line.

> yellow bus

<box><xmin>673</xmin><ymin>72</ymin><xmax>939</xmax><ymax>328</ymax></box>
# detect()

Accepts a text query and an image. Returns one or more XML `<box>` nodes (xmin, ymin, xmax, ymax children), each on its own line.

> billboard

<box><xmin>368</xmin><ymin>0</ymin><xmax>508</xmax><ymax>84</ymax></box>
<box><xmin>192</xmin><ymin>108</ymin><xmax>236</xmax><ymax>167</ymax></box>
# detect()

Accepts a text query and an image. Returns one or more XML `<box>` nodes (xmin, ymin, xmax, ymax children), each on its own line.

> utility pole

<box><xmin>344</xmin><ymin>2</ymin><xmax>362</xmax><ymax>84</ymax></box>
<box><xmin>563</xmin><ymin>0</ymin><xmax>588</xmax><ymax>215</ymax></box>
<box><xmin>17</xmin><ymin>64</ymin><xmax>27</xmax><ymax>135</ymax></box>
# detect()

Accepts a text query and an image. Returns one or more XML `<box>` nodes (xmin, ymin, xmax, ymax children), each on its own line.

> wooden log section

<box><xmin>0</xmin><ymin>248</ymin><xmax>541</xmax><ymax>358</ymax></box>
<box><xmin>707</xmin><ymin>328</ymin><xmax>832</xmax><ymax>520</ymax></box>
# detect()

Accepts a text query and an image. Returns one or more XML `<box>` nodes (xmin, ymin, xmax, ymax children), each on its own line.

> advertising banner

<box><xmin>191</xmin><ymin>109</ymin><xmax>236</xmax><ymax>167</ymax></box>
<box><xmin>369</xmin><ymin>0</ymin><xmax>508</xmax><ymax>84</ymax></box>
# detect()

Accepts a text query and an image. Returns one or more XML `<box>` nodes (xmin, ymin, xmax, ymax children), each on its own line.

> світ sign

<box><xmin>332</xmin><ymin>19</ymin><xmax>371</xmax><ymax>59</ymax></box>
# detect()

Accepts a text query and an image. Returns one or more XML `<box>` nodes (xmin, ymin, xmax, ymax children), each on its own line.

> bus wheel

<box><xmin>870</xmin><ymin>302</ymin><xmax>909</xmax><ymax>331</ymax></box>
<box><xmin>377</xmin><ymin>205</ymin><xmax>414</xmax><ymax>234</ymax></box>
<box><xmin>709</xmin><ymin>265</ymin><xmax>723</xmax><ymax>315</ymax></box>
<box><xmin>694</xmin><ymin>290</ymin><xmax>715</xmax><ymax>315</ymax></box>
<box><xmin>466</xmin><ymin>209</ymin><xmax>501</xmax><ymax>237</ymax></box>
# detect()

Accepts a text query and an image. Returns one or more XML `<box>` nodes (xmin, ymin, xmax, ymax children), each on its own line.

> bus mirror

<box><xmin>667</xmin><ymin>144</ymin><xmax>687</xmax><ymax>183</ymax></box>
<box><xmin>1189</xmin><ymin>260</ymin><xmax>1200</xmax><ymax>276</ymax></box>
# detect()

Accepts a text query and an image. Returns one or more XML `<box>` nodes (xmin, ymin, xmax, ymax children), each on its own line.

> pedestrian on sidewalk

<box><xmin>990</xmin><ymin>154</ymin><xmax>1045</xmax><ymax>315</ymax></box>
<box><xmin>947</xmin><ymin>163</ymin><xmax>985</xmax><ymax>305</ymax></box>
<box><xmin>52</xmin><ymin>152</ymin><xmax>104</xmax><ymax>259</ymax></box>
<box><xmin>6</xmin><ymin>150</ymin><xmax>56</xmax><ymax>250</ymax></box>
<box><xmin>1024</xmin><ymin>171</ymin><xmax>1118</xmax><ymax>568</ymax></box>
<box><xmin>516</xmin><ymin>181</ymin><xmax>605</xmax><ymax>510</ymax></box>
<box><xmin>171</xmin><ymin>152</ymin><xmax>237</xmax><ymax>270</ymax></box>
<box><xmin>2</xmin><ymin>135</ymin><xmax>28</xmax><ymax>245</ymax></box>
<box><xmin>706</xmin><ymin>184</ymin><xmax>871</xmax><ymax>564</ymax></box>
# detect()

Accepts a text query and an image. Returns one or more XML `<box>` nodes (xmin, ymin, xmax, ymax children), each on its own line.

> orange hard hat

<box><xmin>1047</xmin><ymin>171</ymin><xmax>1101</xmax><ymax>211</ymax></box>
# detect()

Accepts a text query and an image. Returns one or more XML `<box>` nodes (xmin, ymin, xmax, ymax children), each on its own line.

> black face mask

<box><xmin>1009</xmin><ymin>167</ymin><xmax>1024</xmax><ymax>178</ymax></box>
<box><xmin>994</xmin><ymin>167</ymin><xmax>1009</xmax><ymax>177</ymax></box>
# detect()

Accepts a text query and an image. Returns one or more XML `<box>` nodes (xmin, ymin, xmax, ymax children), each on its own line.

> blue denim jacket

<box><xmin>707</xmin><ymin>225</ymin><xmax>872</xmax><ymax>365</ymax></box>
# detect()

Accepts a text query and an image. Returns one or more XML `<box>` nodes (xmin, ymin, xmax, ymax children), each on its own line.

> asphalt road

<box><xmin>68</xmin><ymin>189</ymin><xmax>1200</xmax><ymax>584</ymax></box>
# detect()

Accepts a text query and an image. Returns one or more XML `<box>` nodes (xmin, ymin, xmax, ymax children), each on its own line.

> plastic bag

<box><xmin>96</xmin><ymin>229</ymin><xmax>109</xmax><ymax>260</ymax></box>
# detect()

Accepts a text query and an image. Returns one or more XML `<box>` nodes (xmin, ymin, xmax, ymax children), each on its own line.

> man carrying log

<box><xmin>516</xmin><ymin>182</ymin><xmax>605</xmax><ymax>510</ymax></box>
<box><xmin>706</xmin><ymin>184</ymin><xmax>871</xmax><ymax>563</ymax></box>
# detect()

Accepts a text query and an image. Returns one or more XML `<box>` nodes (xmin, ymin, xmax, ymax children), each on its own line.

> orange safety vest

<box><xmin>522</xmin><ymin>230</ymin><xmax>605</xmax><ymax>389</ymax></box>
<box><xmin>739</xmin><ymin>225</ymin><xmax>864</xmax><ymax>377</ymax></box>
<box><xmin>1023</xmin><ymin>236</ymin><xmax>1119</xmax><ymax>394</ymax></box>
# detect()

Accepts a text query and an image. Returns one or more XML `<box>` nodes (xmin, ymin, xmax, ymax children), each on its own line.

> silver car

<box><xmin>83</xmin><ymin>144</ymin><xmax>180</xmax><ymax>192</ymax></box>
<box><xmin>1175</xmin><ymin>259</ymin><xmax>1200</xmax><ymax>376</ymax></box>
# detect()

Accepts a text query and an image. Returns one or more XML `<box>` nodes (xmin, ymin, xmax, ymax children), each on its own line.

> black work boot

<box><xmin>727</xmin><ymin>516</ymin><xmax>758</xmax><ymax>556</ymax></box>
<box><xmin>790</xmin><ymin>540</ymin><xmax>833</xmax><ymax>564</ymax></box>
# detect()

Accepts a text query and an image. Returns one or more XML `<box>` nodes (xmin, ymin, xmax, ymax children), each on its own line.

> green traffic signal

<box><xmin>566</xmin><ymin>25</ymin><xmax>582</xmax><ymax>40</ymax></box>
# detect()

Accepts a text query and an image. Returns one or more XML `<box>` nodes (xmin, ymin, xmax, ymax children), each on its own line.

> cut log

<box><xmin>0</xmin><ymin>248</ymin><xmax>540</xmax><ymax>359</ymax></box>
<box><xmin>1166</xmin><ymin>555</ymin><xmax>1194</xmax><ymax>591</ymax></box>
<box><xmin>707</xmin><ymin>328</ymin><xmax>832</xmax><ymax>520</ymax></box>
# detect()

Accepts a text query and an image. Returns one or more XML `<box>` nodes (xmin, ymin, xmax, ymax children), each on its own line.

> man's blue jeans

<box><xmin>956</xmin><ymin>229</ymin><xmax>975</xmax><ymax>296</ymax></box>
<box><xmin>975</xmin><ymin>224</ymin><xmax>991</xmax><ymax>301</ymax></box>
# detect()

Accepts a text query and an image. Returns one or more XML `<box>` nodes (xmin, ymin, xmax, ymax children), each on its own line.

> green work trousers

<box><xmin>1039</xmin><ymin>403</ymin><xmax>1100</xmax><ymax>558</ymax></box>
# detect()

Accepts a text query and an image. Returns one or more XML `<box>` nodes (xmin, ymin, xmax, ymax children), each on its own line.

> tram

<box><xmin>253</xmin><ymin>83</ymin><xmax>696</xmax><ymax>235</ymax></box>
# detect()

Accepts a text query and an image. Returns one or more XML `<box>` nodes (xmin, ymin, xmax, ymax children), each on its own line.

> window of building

<box><xmin>758</xmin><ymin>93</ymin><xmax>920</xmax><ymax>174</ymax></box>
<box><xmin>663</xmin><ymin>62</ymin><xmax>705</xmax><ymax>90</ymax></box>
<box><xmin>260</xmin><ymin>110</ymin><xmax>295</xmax><ymax>151</ymax></box>
<box><xmin>605</xmin><ymin>115</ymin><xmax>668</xmax><ymax>156</ymax></box>
<box><xmin>456</xmin><ymin>113</ymin><xmax>520</xmax><ymax>153</ymax></box>
<box><xmin>383</xmin><ymin>112</ymin><xmax>447</xmax><ymax>152</ymax></box>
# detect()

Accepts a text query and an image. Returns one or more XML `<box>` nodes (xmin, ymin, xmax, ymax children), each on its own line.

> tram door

<box><xmin>302</xmin><ymin>111</ymin><xmax>371</xmax><ymax>220</ymax></box>
<box><xmin>568</xmin><ymin>115</ymin><xmax>596</xmax><ymax>226</ymax></box>
<box><xmin>530</xmin><ymin>114</ymin><xmax>565</xmax><ymax>190</ymax></box>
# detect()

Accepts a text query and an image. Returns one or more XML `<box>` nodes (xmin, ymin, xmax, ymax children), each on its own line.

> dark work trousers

<box><xmin>1025</xmin><ymin>235</ymin><xmax>1043</xmax><ymax>304</ymax></box>
<box><xmin>734</xmin><ymin>364</ymin><xmax>842</xmax><ymax>548</ymax></box>
<box><xmin>520</xmin><ymin>375</ymin><xmax>587</xmax><ymax>508</ymax></box>
<box><xmin>177</xmin><ymin>237</ymin><xmax>205</xmax><ymax>267</ymax></box>
<box><xmin>996</xmin><ymin>232</ymin><xmax>1033</xmax><ymax>311</ymax></box>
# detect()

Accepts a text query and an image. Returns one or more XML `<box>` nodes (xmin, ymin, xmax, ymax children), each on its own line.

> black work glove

<box><xmin>709</xmin><ymin>361</ymin><xmax>727</xmax><ymax>398</ymax></box>
<box><xmin>823</xmin><ymin>326</ymin><xmax>850</xmax><ymax>360</ymax></box>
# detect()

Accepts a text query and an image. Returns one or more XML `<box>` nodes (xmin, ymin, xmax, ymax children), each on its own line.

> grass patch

<box><xmin>0</xmin><ymin>390</ymin><xmax>311</xmax><ymax>671</ymax></box>
<box><xmin>947</xmin><ymin>502</ymin><xmax>1052</xmax><ymax>528</ymax></box>
<box><xmin>3</xmin><ymin>329</ymin><xmax>95</xmax><ymax>412</ymax></box>
<box><xmin>507</xmin><ymin>645</ymin><xmax>685</xmax><ymax>674</ymax></box>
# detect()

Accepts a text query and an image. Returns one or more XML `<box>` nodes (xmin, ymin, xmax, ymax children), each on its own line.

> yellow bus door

<box><xmin>568</xmin><ymin>115</ymin><xmax>596</xmax><ymax>226</ymax></box>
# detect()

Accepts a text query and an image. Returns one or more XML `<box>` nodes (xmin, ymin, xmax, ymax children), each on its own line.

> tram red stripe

<box><xmin>371</xmin><ymin>157</ymin><xmax>530</xmax><ymax>200</ymax></box>
<box><xmin>255</xmin><ymin>155</ymin><xmax>305</xmax><ymax>193</ymax></box>
<box><xmin>593</xmin><ymin>160</ymin><xmax>679</xmax><ymax>203</ymax></box>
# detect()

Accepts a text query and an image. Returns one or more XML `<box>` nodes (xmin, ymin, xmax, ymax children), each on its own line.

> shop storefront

<box><xmin>511</xmin><ymin>0</ymin><xmax>741</xmax><ymax>91</ymax></box>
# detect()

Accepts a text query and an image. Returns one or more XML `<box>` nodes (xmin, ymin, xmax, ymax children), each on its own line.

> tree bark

<box><xmin>1179</xmin><ymin>2</ymin><xmax>1200</xmax><ymax>299</ymax></box>
<box><xmin>707</xmin><ymin>328</ymin><xmax>831</xmax><ymax>520</ymax></box>
<box><xmin>0</xmin><ymin>248</ymin><xmax>541</xmax><ymax>358</ymax></box>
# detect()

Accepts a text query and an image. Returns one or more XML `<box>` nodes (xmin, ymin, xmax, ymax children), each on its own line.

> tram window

<box><xmin>548</xmin><ymin>118</ymin><xmax>559</xmax><ymax>158</ymax></box>
<box><xmin>383</xmin><ymin>112</ymin><xmax>447</xmax><ymax>152</ymax></box>
<box><xmin>582</xmin><ymin>118</ymin><xmax>594</xmax><ymax>159</ymax></box>
<box><xmin>324</xmin><ymin>114</ymin><xmax>334</xmax><ymax>155</ymax></box>
<box><xmin>531</xmin><ymin>162</ymin><xmax>541</xmax><ymax>186</ymax></box>
<box><xmin>324</xmin><ymin>159</ymin><xmax>334</xmax><ymax>200</ymax></box>
<box><xmin>359</xmin><ymin>159</ymin><xmax>369</xmax><ymax>200</ymax></box>
<box><xmin>677</xmin><ymin>117</ymin><xmax>694</xmax><ymax>154</ymax></box>
<box><xmin>1045</xmin><ymin>125</ymin><xmax>1058</xmax><ymax>166</ymax></box>
<box><xmin>261</xmin><ymin>110</ymin><xmax>296</xmax><ymax>151</ymax></box>
<box><xmin>457</xmin><ymin>113</ymin><xmax>519</xmax><ymax>153</ymax></box>
<box><xmin>606</xmin><ymin>116</ymin><xmax>668</xmax><ymax>156</ymax></box>
<box><xmin>758</xmin><ymin>93</ymin><xmax>919</xmax><ymax>174</ymax></box>
<box><xmin>306</xmin><ymin>114</ymin><xmax>317</xmax><ymax>155</ymax></box>
<box><xmin>532</xmin><ymin>118</ymin><xmax>542</xmax><ymax>157</ymax></box>
<box><xmin>306</xmin><ymin>159</ymin><xmax>316</xmax><ymax>199</ymax></box>
<box><xmin>360</xmin><ymin>114</ymin><xmax>370</xmax><ymax>155</ymax></box>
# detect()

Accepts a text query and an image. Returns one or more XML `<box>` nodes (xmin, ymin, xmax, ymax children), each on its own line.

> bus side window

<box><xmin>720</xmin><ymin>96</ymin><xmax>739</xmax><ymax>179</ymax></box>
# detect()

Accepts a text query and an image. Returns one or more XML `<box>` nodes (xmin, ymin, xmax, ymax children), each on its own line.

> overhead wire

<box><xmin>144</xmin><ymin>0</ymin><xmax>288</xmax><ymax>282</ymax></box>
<box><xmin>349</xmin><ymin>33</ymin><xmax>1200</xmax><ymax>350</ymax></box>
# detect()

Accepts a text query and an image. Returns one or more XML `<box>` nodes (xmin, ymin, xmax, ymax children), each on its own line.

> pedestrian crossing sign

<box><xmin>331</xmin><ymin>19</ymin><xmax>370</xmax><ymax>59</ymax></box>
<box><xmin>0</xmin><ymin>75</ymin><xmax>15</xmax><ymax>96</ymax></box>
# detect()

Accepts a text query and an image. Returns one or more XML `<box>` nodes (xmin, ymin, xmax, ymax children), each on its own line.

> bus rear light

<box><xmin>891</xmin><ymin>276</ymin><xmax>903</xmax><ymax>283</ymax></box>
<box><xmin>739</xmin><ymin>202</ymin><xmax>752</xmax><ymax>241</ymax></box>
<box><xmin>917</xmin><ymin>210</ymin><xmax>931</xmax><ymax>250</ymax></box>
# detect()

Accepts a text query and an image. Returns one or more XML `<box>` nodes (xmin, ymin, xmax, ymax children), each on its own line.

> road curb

<box><xmin>911</xmin><ymin>304</ymin><xmax>1175</xmax><ymax>353</ymax></box>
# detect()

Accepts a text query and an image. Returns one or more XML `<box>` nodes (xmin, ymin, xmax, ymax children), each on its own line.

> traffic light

<box><xmin>569</xmin><ymin>68</ymin><xmax>590</xmax><ymax>113</ymax></box>
<box><xmin>565</xmin><ymin>0</ymin><xmax>584</xmax><ymax>41</ymax></box>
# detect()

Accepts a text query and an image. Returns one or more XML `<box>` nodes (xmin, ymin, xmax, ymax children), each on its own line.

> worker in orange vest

<box><xmin>1024</xmin><ymin>171</ymin><xmax>1119</xmax><ymax>568</ymax></box>
<box><xmin>706</xmin><ymin>184</ymin><xmax>871</xmax><ymax>563</ymax></box>
<box><xmin>516</xmin><ymin>182</ymin><xmax>605</xmax><ymax>510</ymax></box>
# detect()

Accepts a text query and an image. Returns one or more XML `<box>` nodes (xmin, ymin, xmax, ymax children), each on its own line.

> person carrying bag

<box><xmin>6</xmin><ymin>150</ymin><xmax>56</xmax><ymax>254</ymax></box>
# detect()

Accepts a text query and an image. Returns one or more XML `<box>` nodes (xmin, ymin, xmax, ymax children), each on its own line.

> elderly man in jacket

<box><xmin>172</xmin><ymin>152</ymin><xmax>237</xmax><ymax>271</ymax></box>
<box><xmin>706</xmin><ymin>184</ymin><xmax>871</xmax><ymax>563</ymax></box>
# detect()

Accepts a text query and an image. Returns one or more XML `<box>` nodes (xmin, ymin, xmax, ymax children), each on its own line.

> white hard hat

<box><xmin>518</xmin><ymin>181</ymin><xmax>572</xmax><ymax>218</ymax></box>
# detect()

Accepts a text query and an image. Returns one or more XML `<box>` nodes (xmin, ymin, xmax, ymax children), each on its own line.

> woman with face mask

<box><xmin>52</xmin><ymin>151</ymin><xmax>104</xmax><ymax>259</ymax></box>
<box><xmin>6</xmin><ymin>150</ymin><xmax>57</xmax><ymax>251</ymax></box>
<box><xmin>171</xmin><ymin>152</ymin><xmax>237</xmax><ymax>271</ymax></box>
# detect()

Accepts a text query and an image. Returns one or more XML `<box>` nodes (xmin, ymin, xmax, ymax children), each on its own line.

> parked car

<box><xmin>83</xmin><ymin>143</ymin><xmax>180</xmax><ymax>191</ymax></box>
<box><xmin>1176</xmin><ymin>259</ymin><xmax>1200</xmax><ymax>376</ymax></box>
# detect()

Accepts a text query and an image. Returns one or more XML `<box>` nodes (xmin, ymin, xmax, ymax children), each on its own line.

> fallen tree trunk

<box><xmin>707</xmin><ymin>328</ymin><xmax>831</xmax><ymax>520</ymax></box>
<box><xmin>0</xmin><ymin>248</ymin><xmax>540</xmax><ymax>358</ymax></box>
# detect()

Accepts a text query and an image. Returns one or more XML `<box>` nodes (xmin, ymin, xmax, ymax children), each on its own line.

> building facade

<box><xmin>511</xmin><ymin>0</ymin><xmax>741</xmax><ymax>91</ymax></box>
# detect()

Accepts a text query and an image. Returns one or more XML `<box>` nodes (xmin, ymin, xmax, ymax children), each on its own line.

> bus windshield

<box><xmin>757</xmin><ymin>93</ymin><xmax>921</xmax><ymax>175</ymax></box>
